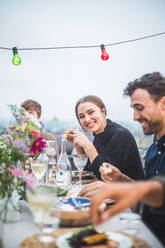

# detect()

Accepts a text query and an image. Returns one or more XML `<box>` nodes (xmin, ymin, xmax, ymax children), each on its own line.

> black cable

<box><xmin>0</xmin><ymin>31</ymin><xmax>165</xmax><ymax>51</ymax></box>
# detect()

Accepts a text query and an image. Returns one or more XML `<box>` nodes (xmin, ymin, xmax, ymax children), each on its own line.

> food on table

<box><xmin>72</xmin><ymin>171</ymin><xmax>96</xmax><ymax>184</ymax></box>
<box><xmin>72</xmin><ymin>171</ymin><xmax>92</xmax><ymax>177</ymax></box>
<box><xmin>83</xmin><ymin>233</ymin><xmax>107</xmax><ymax>244</ymax></box>
<box><xmin>68</xmin><ymin>225</ymin><xmax>119</xmax><ymax>248</ymax></box>
<box><xmin>62</xmin><ymin>129</ymin><xmax>74</xmax><ymax>139</ymax></box>
<box><xmin>57</xmin><ymin>187</ymin><xmax>68</xmax><ymax>197</ymax></box>
<box><xmin>100</xmin><ymin>164</ymin><xmax>112</xmax><ymax>174</ymax></box>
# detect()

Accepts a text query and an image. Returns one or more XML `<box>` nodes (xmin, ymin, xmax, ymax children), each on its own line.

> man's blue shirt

<box><xmin>145</xmin><ymin>135</ymin><xmax>165</xmax><ymax>178</ymax></box>
<box><xmin>143</xmin><ymin>135</ymin><xmax>165</xmax><ymax>245</ymax></box>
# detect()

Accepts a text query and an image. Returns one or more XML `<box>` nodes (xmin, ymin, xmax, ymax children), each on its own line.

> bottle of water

<box><xmin>56</xmin><ymin>138</ymin><xmax>72</xmax><ymax>189</ymax></box>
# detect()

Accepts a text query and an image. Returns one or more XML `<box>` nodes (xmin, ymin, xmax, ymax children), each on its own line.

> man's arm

<box><xmin>91</xmin><ymin>180</ymin><xmax>164</xmax><ymax>225</ymax></box>
<box><xmin>100</xmin><ymin>163</ymin><xmax>134</xmax><ymax>183</ymax></box>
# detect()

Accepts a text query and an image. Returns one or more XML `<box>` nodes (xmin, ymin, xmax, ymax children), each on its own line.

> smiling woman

<box><xmin>66</xmin><ymin>95</ymin><xmax>144</xmax><ymax>181</ymax></box>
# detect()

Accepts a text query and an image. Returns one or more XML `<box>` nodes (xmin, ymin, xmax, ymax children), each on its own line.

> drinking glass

<box><xmin>45</xmin><ymin>140</ymin><xmax>57</xmax><ymax>182</ymax></box>
<box><xmin>26</xmin><ymin>184</ymin><xmax>60</xmax><ymax>243</ymax></box>
<box><xmin>119</xmin><ymin>212</ymin><xmax>141</xmax><ymax>235</ymax></box>
<box><xmin>29</xmin><ymin>154</ymin><xmax>48</xmax><ymax>185</ymax></box>
<box><xmin>73</xmin><ymin>154</ymin><xmax>88</xmax><ymax>186</ymax></box>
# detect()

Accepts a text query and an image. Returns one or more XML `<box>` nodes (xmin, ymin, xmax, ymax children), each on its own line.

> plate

<box><xmin>51</xmin><ymin>197</ymin><xmax>91</xmax><ymax>226</ymax></box>
<box><xmin>56</xmin><ymin>231</ymin><xmax>133</xmax><ymax>248</ymax></box>
<box><xmin>57</xmin><ymin>197</ymin><xmax>90</xmax><ymax>211</ymax></box>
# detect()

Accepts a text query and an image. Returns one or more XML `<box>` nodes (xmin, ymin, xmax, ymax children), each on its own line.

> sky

<box><xmin>1</xmin><ymin>0</ymin><xmax>165</xmax><ymax>126</ymax></box>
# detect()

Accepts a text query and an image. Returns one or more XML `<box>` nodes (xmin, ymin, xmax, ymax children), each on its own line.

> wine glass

<box><xmin>45</xmin><ymin>140</ymin><xmax>57</xmax><ymax>182</ymax></box>
<box><xmin>119</xmin><ymin>211</ymin><xmax>141</xmax><ymax>235</ymax></box>
<box><xmin>29</xmin><ymin>153</ymin><xmax>48</xmax><ymax>185</ymax></box>
<box><xmin>26</xmin><ymin>184</ymin><xmax>60</xmax><ymax>243</ymax></box>
<box><xmin>73</xmin><ymin>154</ymin><xmax>88</xmax><ymax>187</ymax></box>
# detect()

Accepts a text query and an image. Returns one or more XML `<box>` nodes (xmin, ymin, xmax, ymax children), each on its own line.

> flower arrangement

<box><xmin>0</xmin><ymin>104</ymin><xmax>46</xmax><ymax>222</ymax></box>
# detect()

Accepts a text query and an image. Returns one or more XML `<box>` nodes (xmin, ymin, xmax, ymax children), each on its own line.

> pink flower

<box><xmin>7</xmin><ymin>126</ymin><xmax>16</xmax><ymax>133</ymax></box>
<box><xmin>26</xmin><ymin>173</ymin><xmax>36</xmax><ymax>189</ymax></box>
<box><xmin>30</xmin><ymin>137</ymin><xmax>46</xmax><ymax>155</ymax></box>
<box><xmin>12</xmin><ymin>138</ymin><xmax>29</xmax><ymax>154</ymax></box>
<box><xmin>29</xmin><ymin>130</ymin><xmax>41</xmax><ymax>138</ymax></box>
<box><xmin>1</xmin><ymin>134</ymin><xmax>13</xmax><ymax>144</ymax></box>
<box><xmin>8</xmin><ymin>168</ymin><xmax>23</xmax><ymax>177</ymax></box>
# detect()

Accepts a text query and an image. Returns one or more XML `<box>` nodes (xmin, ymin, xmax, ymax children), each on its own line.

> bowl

<box><xmin>51</xmin><ymin>197</ymin><xmax>91</xmax><ymax>227</ymax></box>
<box><xmin>72</xmin><ymin>171</ymin><xmax>96</xmax><ymax>184</ymax></box>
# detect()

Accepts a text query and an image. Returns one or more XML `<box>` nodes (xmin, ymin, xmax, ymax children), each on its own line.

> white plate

<box><xmin>56</xmin><ymin>230</ymin><xmax>133</xmax><ymax>248</ymax></box>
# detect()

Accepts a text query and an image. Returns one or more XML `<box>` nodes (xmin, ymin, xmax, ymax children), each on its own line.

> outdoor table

<box><xmin>1</xmin><ymin>200</ymin><xmax>164</xmax><ymax>248</ymax></box>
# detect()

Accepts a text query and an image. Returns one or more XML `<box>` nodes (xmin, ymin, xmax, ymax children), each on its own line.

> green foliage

<box><xmin>0</xmin><ymin>138</ymin><xmax>27</xmax><ymax>199</ymax></box>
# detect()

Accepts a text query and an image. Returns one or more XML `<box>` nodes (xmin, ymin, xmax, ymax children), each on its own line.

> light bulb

<box><xmin>100</xmin><ymin>44</ymin><xmax>109</xmax><ymax>61</ymax></box>
<box><xmin>12</xmin><ymin>47</ymin><xmax>21</xmax><ymax>65</ymax></box>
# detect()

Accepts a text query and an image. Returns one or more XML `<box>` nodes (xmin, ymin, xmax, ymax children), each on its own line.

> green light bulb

<box><xmin>12</xmin><ymin>47</ymin><xmax>21</xmax><ymax>65</ymax></box>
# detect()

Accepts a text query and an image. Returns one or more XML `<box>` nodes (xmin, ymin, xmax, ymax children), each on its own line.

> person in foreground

<box><xmin>21</xmin><ymin>99</ymin><xmax>59</xmax><ymax>158</ymax></box>
<box><xmin>123</xmin><ymin>72</ymin><xmax>165</xmax><ymax>244</ymax></box>
<box><xmin>91</xmin><ymin>175</ymin><xmax>165</xmax><ymax>225</ymax></box>
<box><xmin>80</xmin><ymin>72</ymin><xmax>165</xmax><ymax>245</ymax></box>
<box><xmin>66</xmin><ymin>95</ymin><xmax>144</xmax><ymax>180</ymax></box>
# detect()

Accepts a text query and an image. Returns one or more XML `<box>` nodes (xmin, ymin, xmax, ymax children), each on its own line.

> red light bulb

<box><xmin>101</xmin><ymin>44</ymin><xmax>109</xmax><ymax>61</ymax></box>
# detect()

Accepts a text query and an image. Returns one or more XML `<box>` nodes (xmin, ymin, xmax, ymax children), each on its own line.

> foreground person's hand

<box><xmin>78</xmin><ymin>181</ymin><xmax>106</xmax><ymax>199</ymax></box>
<box><xmin>91</xmin><ymin>182</ymin><xmax>140</xmax><ymax>225</ymax></box>
<box><xmin>91</xmin><ymin>180</ymin><xmax>164</xmax><ymax>225</ymax></box>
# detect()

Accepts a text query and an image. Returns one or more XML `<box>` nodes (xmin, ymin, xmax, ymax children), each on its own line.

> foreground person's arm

<box><xmin>91</xmin><ymin>180</ymin><xmax>164</xmax><ymax>225</ymax></box>
<box><xmin>79</xmin><ymin>163</ymin><xmax>133</xmax><ymax>199</ymax></box>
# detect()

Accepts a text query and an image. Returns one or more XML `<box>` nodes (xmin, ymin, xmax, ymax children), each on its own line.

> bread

<box><xmin>100</xmin><ymin>164</ymin><xmax>112</xmax><ymax>174</ymax></box>
<box><xmin>62</xmin><ymin>129</ymin><xmax>74</xmax><ymax>138</ymax></box>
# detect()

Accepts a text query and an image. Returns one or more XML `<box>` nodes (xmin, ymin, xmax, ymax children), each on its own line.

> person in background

<box><xmin>66</xmin><ymin>95</ymin><xmax>144</xmax><ymax>181</ymax></box>
<box><xmin>21</xmin><ymin>99</ymin><xmax>59</xmax><ymax>159</ymax></box>
<box><xmin>21</xmin><ymin>99</ymin><xmax>42</xmax><ymax>120</ymax></box>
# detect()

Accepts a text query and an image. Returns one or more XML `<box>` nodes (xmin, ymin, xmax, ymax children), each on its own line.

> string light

<box><xmin>100</xmin><ymin>44</ymin><xmax>109</xmax><ymax>61</ymax></box>
<box><xmin>0</xmin><ymin>31</ymin><xmax>164</xmax><ymax>64</ymax></box>
<box><xmin>12</xmin><ymin>47</ymin><xmax>21</xmax><ymax>65</ymax></box>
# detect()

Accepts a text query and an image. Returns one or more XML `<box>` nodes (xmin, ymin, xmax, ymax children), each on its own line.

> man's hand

<box><xmin>91</xmin><ymin>182</ymin><xmax>142</xmax><ymax>225</ymax></box>
<box><xmin>91</xmin><ymin>180</ymin><xmax>164</xmax><ymax>225</ymax></box>
<box><xmin>78</xmin><ymin>181</ymin><xmax>106</xmax><ymax>199</ymax></box>
<box><xmin>100</xmin><ymin>162</ymin><xmax>134</xmax><ymax>183</ymax></box>
<box><xmin>100</xmin><ymin>163</ymin><xmax>121</xmax><ymax>182</ymax></box>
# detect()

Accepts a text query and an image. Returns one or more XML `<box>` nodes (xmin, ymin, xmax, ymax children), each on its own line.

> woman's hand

<box><xmin>66</xmin><ymin>129</ymin><xmax>87</xmax><ymax>156</ymax></box>
<box><xmin>73</xmin><ymin>130</ymin><xmax>91</xmax><ymax>148</ymax></box>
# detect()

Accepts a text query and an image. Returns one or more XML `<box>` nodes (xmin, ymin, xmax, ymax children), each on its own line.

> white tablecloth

<box><xmin>1</xmin><ymin>201</ymin><xmax>164</xmax><ymax>248</ymax></box>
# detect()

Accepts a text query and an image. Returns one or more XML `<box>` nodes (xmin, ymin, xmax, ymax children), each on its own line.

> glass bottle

<box><xmin>56</xmin><ymin>138</ymin><xmax>72</xmax><ymax>189</ymax></box>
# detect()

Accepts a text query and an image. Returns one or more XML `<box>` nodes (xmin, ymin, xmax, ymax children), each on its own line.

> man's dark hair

<box><xmin>21</xmin><ymin>99</ymin><xmax>42</xmax><ymax>118</ymax></box>
<box><xmin>123</xmin><ymin>72</ymin><xmax>165</xmax><ymax>102</ymax></box>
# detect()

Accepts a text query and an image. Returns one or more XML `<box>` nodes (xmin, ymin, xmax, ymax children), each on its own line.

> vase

<box><xmin>0</xmin><ymin>192</ymin><xmax>22</xmax><ymax>223</ymax></box>
<box><xmin>0</xmin><ymin>220</ymin><xmax>3</xmax><ymax>248</ymax></box>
